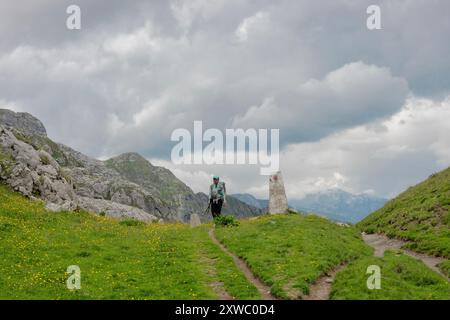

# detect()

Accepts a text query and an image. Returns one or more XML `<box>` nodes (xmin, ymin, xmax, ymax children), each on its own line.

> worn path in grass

<box><xmin>199</xmin><ymin>253</ymin><xmax>234</xmax><ymax>300</ymax></box>
<box><xmin>302</xmin><ymin>264</ymin><xmax>347</xmax><ymax>300</ymax></box>
<box><xmin>210</xmin><ymin>226</ymin><xmax>347</xmax><ymax>300</ymax></box>
<box><xmin>210</xmin><ymin>225</ymin><xmax>347</xmax><ymax>300</ymax></box>
<box><xmin>208</xmin><ymin>228</ymin><xmax>276</xmax><ymax>300</ymax></box>
<box><xmin>362</xmin><ymin>233</ymin><xmax>449</xmax><ymax>281</ymax></box>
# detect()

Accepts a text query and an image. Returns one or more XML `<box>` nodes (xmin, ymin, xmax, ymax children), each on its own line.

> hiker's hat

<box><xmin>213</xmin><ymin>175</ymin><xmax>219</xmax><ymax>180</ymax></box>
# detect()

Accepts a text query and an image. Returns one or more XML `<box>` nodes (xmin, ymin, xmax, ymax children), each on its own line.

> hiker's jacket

<box><xmin>209</xmin><ymin>181</ymin><xmax>226</xmax><ymax>203</ymax></box>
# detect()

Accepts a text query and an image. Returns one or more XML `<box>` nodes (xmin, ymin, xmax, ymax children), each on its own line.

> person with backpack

<box><xmin>209</xmin><ymin>175</ymin><xmax>226</xmax><ymax>218</ymax></box>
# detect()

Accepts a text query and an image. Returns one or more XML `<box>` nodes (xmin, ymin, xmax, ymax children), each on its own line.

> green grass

<box><xmin>438</xmin><ymin>260</ymin><xmax>450</xmax><ymax>278</ymax></box>
<box><xmin>214</xmin><ymin>213</ymin><xmax>372</xmax><ymax>299</ymax></box>
<box><xmin>358</xmin><ymin>167</ymin><xmax>450</xmax><ymax>258</ymax></box>
<box><xmin>191</xmin><ymin>225</ymin><xmax>261</xmax><ymax>299</ymax></box>
<box><xmin>1</xmin><ymin>182</ymin><xmax>448</xmax><ymax>300</ymax></box>
<box><xmin>0</xmin><ymin>184</ymin><xmax>259</xmax><ymax>299</ymax></box>
<box><xmin>331</xmin><ymin>251</ymin><xmax>450</xmax><ymax>300</ymax></box>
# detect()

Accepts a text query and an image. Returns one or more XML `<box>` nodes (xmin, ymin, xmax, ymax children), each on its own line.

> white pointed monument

<box><xmin>268</xmin><ymin>171</ymin><xmax>289</xmax><ymax>214</ymax></box>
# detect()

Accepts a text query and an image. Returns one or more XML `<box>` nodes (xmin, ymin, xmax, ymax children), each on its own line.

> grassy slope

<box><xmin>216</xmin><ymin>214</ymin><xmax>450</xmax><ymax>300</ymax></box>
<box><xmin>332</xmin><ymin>251</ymin><xmax>450</xmax><ymax>300</ymax></box>
<box><xmin>215</xmin><ymin>214</ymin><xmax>372</xmax><ymax>298</ymax></box>
<box><xmin>1</xmin><ymin>183</ymin><xmax>448</xmax><ymax>300</ymax></box>
<box><xmin>358</xmin><ymin>167</ymin><xmax>450</xmax><ymax>258</ymax></box>
<box><xmin>0</xmin><ymin>184</ymin><xmax>259</xmax><ymax>299</ymax></box>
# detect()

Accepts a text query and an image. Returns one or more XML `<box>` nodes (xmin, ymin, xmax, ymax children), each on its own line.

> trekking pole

<box><xmin>204</xmin><ymin>201</ymin><xmax>211</xmax><ymax>216</ymax></box>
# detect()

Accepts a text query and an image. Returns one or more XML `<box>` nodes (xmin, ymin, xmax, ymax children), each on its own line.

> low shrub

<box><xmin>214</xmin><ymin>215</ymin><xmax>239</xmax><ymax>227</ymax></box>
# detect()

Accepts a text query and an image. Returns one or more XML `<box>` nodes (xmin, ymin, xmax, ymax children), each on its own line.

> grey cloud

<box><xmin>0</xmin><ymin>0</ymin><xmax>449</xmax><ymax>197</ymax></box>
<box><xmin>232</xmin><ymin>62</ymin><xmax>409</xmax><ymax>144</ymax></box>
<box><xmin>0</xmin><ymin>0</ymin><xmax>178</xmax><ymax>51</ymax></box>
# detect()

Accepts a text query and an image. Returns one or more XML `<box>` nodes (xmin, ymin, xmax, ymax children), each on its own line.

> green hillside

<box><xmin>358</xmin><ymin>167</ymin><xmax>450</xmax><ymax>258</ymax></box>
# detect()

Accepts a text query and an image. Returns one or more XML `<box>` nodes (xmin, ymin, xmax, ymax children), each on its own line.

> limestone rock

<box><xmin>77</xmin><ymin>197</ymin><xmax>158</xmax><ymax>222</ymax></box>
<box><xmin>0</xmin><ymin>109</ymin><xmax>47</xmax><ymax>136</ymax></box>
<box><xmin>268</xmin><ymin>171</ymin><xmax>289</xmax><ymax>214</ymax></box>
<box><xmin>0</xmin><ymin>125</ymin><xmax>77</xmax><ymax>210</ymax></box>
<box><xmin>45</xmin><ymin>201</ymin><xmax>74</xmax><ymax>212</ymax></box>
<box><xmin>190</xmin><ymin>213</ymin><xmax>201</xmax><ymax>227</ymax></box>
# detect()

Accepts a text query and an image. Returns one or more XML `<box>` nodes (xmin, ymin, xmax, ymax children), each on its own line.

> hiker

<box><xmin>209</xmin><ymin>175</ymin><xmax>226</xmax><ymax>218</ymax></box>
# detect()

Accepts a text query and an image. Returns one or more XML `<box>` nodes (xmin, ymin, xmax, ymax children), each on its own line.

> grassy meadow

<box><xmin>1</xmin><ymin>183</ymin><xmax>448</xmax><ymax>300</ymax></box>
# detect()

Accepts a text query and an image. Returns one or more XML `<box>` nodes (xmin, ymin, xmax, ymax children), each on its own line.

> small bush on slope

<box><xmin>214</xmin><ymin>215</ymin><xmax>239</xmax><ymax>227</ymax></box>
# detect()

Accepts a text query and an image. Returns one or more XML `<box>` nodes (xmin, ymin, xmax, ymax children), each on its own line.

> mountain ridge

<box><xmin>232</xmin><ymin>189</ymin><xmax>387</xmax><ymax>223</ymax></box>
<box><xmin>0</xmin><ymin>108</ymin><xmax>262</xmax><ymax>222</ymax></box>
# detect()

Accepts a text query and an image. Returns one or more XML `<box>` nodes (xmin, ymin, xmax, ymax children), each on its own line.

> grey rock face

<box><xmin>54</xmin><ymin>146</ymin><xmax>173</xmax><ymax>220</ymax></box>
<box><xmin>77</xmin><ymin>197</ymin><xmax>158</xmax><ymax>222</ymax></box>
<box><xmin>0</xmin><ymin>109</ymin><xmax>47</xmax><ymax>136</ymax></box>
<box><xmin>0</xmin><ymin>125</ymin><xmax>77</xmax><ymax>210</ymax></box>
<box><xmin>189</xmin><ymin>213</ymin><xmax>201</xmax><ymax>227</ymax></box>
<box><xmin>105</xmin><ymin>152</ymin><xmax>205</xmax><ymax>220</ymax></box>
<box><xmin>268</xmin><ymin>171</ymin><xmax>289</xmax><ymax>214</ymax></box>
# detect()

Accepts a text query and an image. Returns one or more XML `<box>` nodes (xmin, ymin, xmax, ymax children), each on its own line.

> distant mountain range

<box><xmin>232</xmin><ymin>189</ymin><xmax>388</xmax><ymax>223</ymax></box>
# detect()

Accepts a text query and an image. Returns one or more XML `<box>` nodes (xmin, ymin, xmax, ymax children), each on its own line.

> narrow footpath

<box><xmin>208</xmin><ymin>228</ymin><xmax>276</xmax><ymax>300</ymax></box>
<box><xmin>362</xmin><ymin>233</ymin><xmax>449</xmax><ymax>281</ymax></box>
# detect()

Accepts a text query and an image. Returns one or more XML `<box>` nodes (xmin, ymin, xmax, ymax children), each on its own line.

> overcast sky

<box><xmin>1</xmin><ymin>0</ymin><xmax>449</xmax><ymax>199</ymax></box>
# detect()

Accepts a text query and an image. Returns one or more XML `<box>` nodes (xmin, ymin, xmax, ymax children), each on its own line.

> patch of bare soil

<box><xmin>302</xmin><ymin>264</ymin><xmax>348</xmax><ymax>300</ymax></box>
<box><xmin>199</xmin><ymin>254</ymin><xmax>234</xmax><ymax>300</ymax></box>
<box><xmin>362</xmin><ymin>233</ymin><xmax>449</xmax><ymax>281</ymax></box>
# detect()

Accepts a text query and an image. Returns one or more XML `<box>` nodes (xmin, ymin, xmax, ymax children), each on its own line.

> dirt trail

<box><xmin>208</xmin><ymin>228</ymin><xmax>276</xmax><ymax>300</ymax></box>
<box><xmin>199</xmin><ymin>254</ymin><xmax>234</xmax><ymax>300</ymax></box>
<box><xmin>302</xmin><ymin>264</ymin><xmax>347</xmax><ymax>300</ymax></box>
<box><xmin>362</xmin><ymin>233</ymin><xmax>449</xmax><ymax>281</ymax></box>
<box><xmin>209</xmin><ymin>227</ymin><xmax>347</xmax><ymax>300</ymax></box>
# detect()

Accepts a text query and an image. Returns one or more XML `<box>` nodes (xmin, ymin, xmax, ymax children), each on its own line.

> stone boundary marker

<box><xmin>269</xmin><ymin>171</ymin><xmax>289</xmax><ymax>214</ymax></box>
<box><xmin>190</xmin><ymin>213</ymin><xmax>202</xmax><ymax>227</ymax></box>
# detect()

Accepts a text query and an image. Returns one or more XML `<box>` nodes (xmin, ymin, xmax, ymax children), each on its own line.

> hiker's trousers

<box><xmin>210</xmin><ymin>199</ymin><xmax>223</xmax><ymax>218</ymax></box>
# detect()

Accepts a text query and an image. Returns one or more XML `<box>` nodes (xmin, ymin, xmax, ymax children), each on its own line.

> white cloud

<box><xmin>103</xmin><ymin>22</ymin><xmax>161</xmax><ymax>57</ymax></box>
<box><xmin>235</xmin><ymin>11</ymin><xmax>270</xmax><ymax>42</ymax></box>
<box><xmin>279</xmin><ymin>96</ymin><xmax>450</xmax><ymax>198</ymax></box>
<box><xmin>170</xmin><ymin>0</ymin><xmax>226</xmax><ymax>31</ymax></box>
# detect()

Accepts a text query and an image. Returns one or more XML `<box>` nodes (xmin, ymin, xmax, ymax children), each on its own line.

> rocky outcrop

<box><xmin>54</xmin><ymin>146</ymin><xmax>173</xmax><ymax>220</ymax></box>
<box><xmin>0</xmin><ymin>108</ymin><xmax>263</xmax><ymax>222</ymax></box>
<box><xmin>0</xmin><ymin>109</ymin><xmax>47</xmax><ymax>136</ymax></box>
<box><xmin>105</xmin><ymin>152</ymin><xmax>206</xmax><ymax>221</ymax></box>
<box><xmin>0</xmin><ymin>125</ymin><xmax>77</xmax><ymax>210</ymax></box>
<box><xmin>77</xmin><ymin>197</ymin><xmax>158</xmax><ymax>222</ymax></box>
